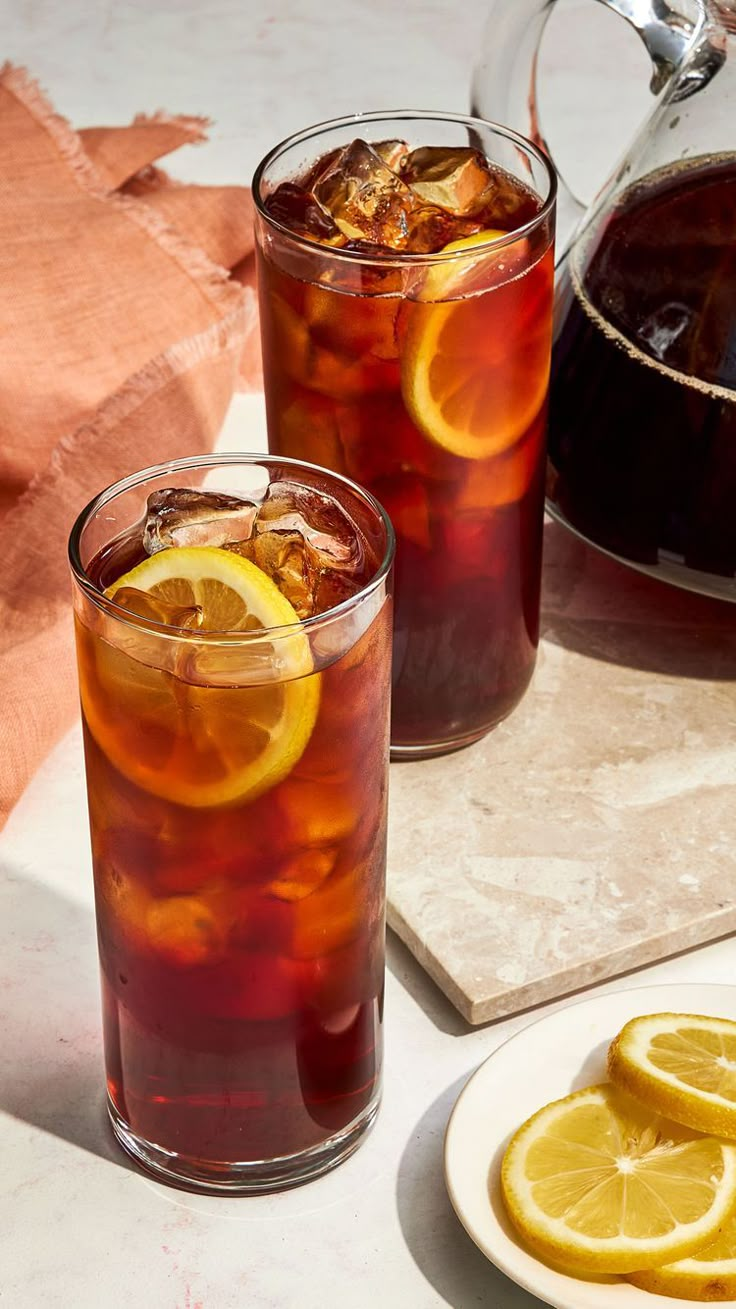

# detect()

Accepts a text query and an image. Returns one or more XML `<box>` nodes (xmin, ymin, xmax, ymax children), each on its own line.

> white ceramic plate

<box><xmin>444</xmin><ymin>983</ymin><xmax>736</xmax><ymax>1309</ymax></box>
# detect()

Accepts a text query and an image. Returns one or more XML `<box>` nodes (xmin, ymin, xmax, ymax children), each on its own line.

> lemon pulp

<box><xmin>80</xmin><ymin>546</ymin><xmax>319</xmax><ymax>807</ymax></box>
<box><xmin>609</xmin><ymin>1013</ymin><xmax>736</xmax><ymax>1139</ymax></box>
<box><xmin>401</xmin><ymin>229</ymin><xmax>552</xmax><ymax>460</ymax></box>
<box><xmin>629</xmin><ymin>1208</ymin><xmax>736</xmax><ymax>1300</ymax></box>
<box><xmin>501</xmin><ymin>1082</ymin><xmax>736</xmax><ymax>1273</ymax></box>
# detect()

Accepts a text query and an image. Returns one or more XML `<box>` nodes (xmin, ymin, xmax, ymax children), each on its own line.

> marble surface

<box><xmin>389</xmin><ymin>524</ymin><xmax>736</xmax><ymax>1023</ymax></box>
<box><xmin>4</xmin><ymin>719</ymin><xmax>736</xmax><ymax>1309</ymax></box>
<box><xmin>1</xmin><ymin>0</ymin><xmax>651</xmax><ymax>201</ymax></box>
<box><xmin>1</xmin><ymin>2</ymin><xmax>732</xmax><ymax>1308</ymax></box>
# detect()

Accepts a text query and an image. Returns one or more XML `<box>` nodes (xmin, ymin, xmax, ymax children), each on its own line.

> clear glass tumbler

<box><xmin>69</xmin><ymin>453</ymin><xmax>394</xmax><ymax>1193</ymax></box>
<box><xmin>253</xmin><ymin>111</ymin><xmax>556</xmax><ymax>756</ymax></box>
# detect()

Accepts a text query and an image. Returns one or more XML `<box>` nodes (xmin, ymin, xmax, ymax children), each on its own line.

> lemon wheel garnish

<box><xmin>401</xmin><ymin>229</ymin><xmax>551</xmax><ymax>460</ymax></box>
<box><xmin>629</xmin><ymin>1207</ymin><xmax>736</xmax><ymax>1300</ymax></box>
<box><xmin>609</xmin><ymin>1012</ymin><xmax>736</xmax><ymax>1139</ymax></box>
<box><xmin>82</xmin><ymin>546</ymin><xmax>319</xmax><ymax>808</ymax></box>
<box><xmin>501</xmin><ymin>1082</ymin><xmax>736</xmax><ymax>1273</ymax></box>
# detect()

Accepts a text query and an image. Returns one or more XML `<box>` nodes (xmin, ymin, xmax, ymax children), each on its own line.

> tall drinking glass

<box><xmin>253</xmin><ymin>111</ymin><xmax>556</xmax><ymax>757</ymax></box>
<box><xmin>69</xmin><ymin>454</ymin><xmax>394</xmax><ymax>1192</ymax></box>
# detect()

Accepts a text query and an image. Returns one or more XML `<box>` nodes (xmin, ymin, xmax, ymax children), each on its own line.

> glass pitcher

<box><xmin>473</xmin><ymin>1</ymin><xmax>735</xmax><ymax>600</ymax></box>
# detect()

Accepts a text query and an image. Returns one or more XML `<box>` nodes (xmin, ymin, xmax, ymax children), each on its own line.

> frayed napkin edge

<box><xmin>0</xmin><ymin>62</ymin><xmax>243</xmax><ymax>312</ymax></box>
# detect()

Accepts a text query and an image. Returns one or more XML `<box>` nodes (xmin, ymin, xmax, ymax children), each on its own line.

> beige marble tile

<box><xmin>387</xmin><ymin>520</ymin><xmax>736</xmax><ymax>1025</ymax></box>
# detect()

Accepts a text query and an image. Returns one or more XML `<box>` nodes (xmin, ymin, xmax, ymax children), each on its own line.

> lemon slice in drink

<box><xmin>629</xmin><ymin>1208</ymin><xmax>736</xmax><ymax>1300</ymax></box>
<box><xmin>401</xmin><ymin>230</ymin><xmax>551</xmax><ymax>460</ymax></box>
<box><xmin>501</xmin><ymin>1083</ymin><xmax>736</xmax><ymax>1273</ymax></box>
<box><xmin>81</xmin><ymin>546</ymin><xmax>319</xmax><ymax>807</ymax></box>
<box><xmin>608</xmin><ymin>1013</ymin><xmax>736</xmax><ymax>1139</ymax></box>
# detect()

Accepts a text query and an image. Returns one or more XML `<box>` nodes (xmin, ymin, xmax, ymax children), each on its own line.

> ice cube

<box><xmin>291</xmin><ymin>867</ymin><xmax>361</xmax><ymax>958</ymax></box>
<box><xmin>230</xmin><ymin>480</ymin><xmax>366</xmax><ymax>619</ymax></box>
<box><xmin>405</xmin><ymin>204</ymin><xmax>481</xmax><ymax>253</ymax></box>
<box><xmin>301</xmin><ymin>146</ymin><xmax>343</xmax><ymax>191</ymax></box>
<box><xmin>111</xmin><ymin>585</ymin><xmax>204</xmax><ymax>629</ymax></box>
<box><xmin>230</xmin><ymin>528</ymin><xmax>348</xmax><ymax>622</ymax></box>
<box><xmin>146</xmin><ymin>895</ymin><xmax>225</xmax><ymax>966</ymax></box>
<box><xmin>638</xmin><ymin>302</ymin><xmax>693</xmax><ymax>362</ymax></box>
<box><xmin>478</xmin><ymin>168</ymin><xmax>542</xmax><ymax>229</ymax></box>
<box><xmin>257</xmin><ymin>481</ymin><xmax>363</xmax><ymax>570</ymax></box>
<box><xmin>278</xmin><ymin>777</ymin><xmax>359</xmax><ymax>848</ymax></box>
<box><xmin>402</xmin><ymin>146</ymin><xmax>495</xmax><ymax>215</ymax></box>
<box><xmin>143</xmin><ymin>487</ymin><xmax>258</xmax><ymax>554</ymax></box>
<box><xmin>306</xmin><ymin>138</ymin><xmax>484</xmax><ymax>253</ymax></box>
<box><xmin>372</xmin><ymin>139</ymin><xmax>410</xmax><ymax>172</ymax></box>
<box><xmin>236</xmin><ymin>530</ymin><xmax>316</xmax><ymax>620</ymax></box>
<box><xmin>312</xmin><ymin>139</ymin><xmax>424</xmax><ymax>249</ymax></box>
<box><xmin>263</xmin><ymin>182</ymin><xmax>345</xmax><ymax>245</ymax></box>
<box><xmin>312</xmin><ymin>568</ymin><xmax>367</xmax><ymax>616</ymax></box>
<box><xmin>269</xmin><ymin>848</ymin><xmax>337</xmax><ymax>902</ymax></box>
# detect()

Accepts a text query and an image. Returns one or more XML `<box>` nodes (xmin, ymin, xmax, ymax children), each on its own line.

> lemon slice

<box><xmin>629</xmin><ymin>1208</ymin><xmax>736</xmax><ymax>1301</ymax></box>
<box><xmin>109</xmin><ymin>545</ymin><xmax>307</xmax><ymax>631</ymax></box>
<box><xmin>401</xmin><ymin>230</ymin><xmax>552</xmax><ymax>460</ymax></box>
<box><xmin>608</xmin><ymin>1013</ymin><xmax>736</xmax><ymax>1139</ymax></box>
<box><xmin>81</xmin><ymin>546</ymin><xmax>319</xmax><ymax>807</ymax></box>
<box><xmin>501</xmin><ymin>1083</ymin><xmax>736</xmax><ymax>1273</ymax></box>
<box><xmin>420</xmin><ymin>229</ymin><xmax>509</xmax><ymax>295</ymax></box>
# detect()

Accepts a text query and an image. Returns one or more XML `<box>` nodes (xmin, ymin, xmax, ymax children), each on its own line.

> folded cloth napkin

<box><xmin>0</xmin><ymin>64</ymin><xmax>260</xmax><ymax>830</ymax></box>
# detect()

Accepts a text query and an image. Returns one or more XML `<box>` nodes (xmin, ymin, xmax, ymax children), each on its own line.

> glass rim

<box><xmin>252</xmin><ymin>108</ymin><xmax>557</xmax><ymax>266</ymax></box>
<box><xmin>68</xmin><ymin>452</ymin><xmax>396</xmax><ymax>644</ymax></box>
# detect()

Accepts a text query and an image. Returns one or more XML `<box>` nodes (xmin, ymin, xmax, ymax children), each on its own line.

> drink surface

<box><xmin>76</xmin><ymin>480</ymin><xmax>391</xmax><ymax>1165</ymax></box>
<box><xmin>549</xmin><ymin>156</ymin><xmax>736</xmax><ymax>581</ymax></box>
<box><xmin>258</xmin><ymin>138</ymin><xmax>554</xmax><ymax>749</ymax></box>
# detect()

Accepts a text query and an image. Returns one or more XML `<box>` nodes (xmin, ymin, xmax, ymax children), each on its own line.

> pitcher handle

<box><xmin>470</xmin><ymin>0</ymin><xmax>707</xmax><ymax>239</ymax></box>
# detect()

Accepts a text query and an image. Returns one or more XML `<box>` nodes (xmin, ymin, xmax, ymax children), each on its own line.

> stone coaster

<box><xmin>386</xmin><ymin>519</ymin><xmax>736</xmax><ymax>1025</ymax></box>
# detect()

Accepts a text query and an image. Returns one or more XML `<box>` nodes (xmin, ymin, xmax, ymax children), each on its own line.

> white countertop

<box><xmin>0</xmin><ymin>3</ymin><xmax>721</xmax><ymax>1306</ymax></box>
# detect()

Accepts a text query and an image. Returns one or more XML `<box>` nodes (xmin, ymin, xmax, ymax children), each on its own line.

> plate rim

<box><xmin>443</xmin><ymin>981</ymin><xmax>736</xmax><ymax>1309</ymax></box>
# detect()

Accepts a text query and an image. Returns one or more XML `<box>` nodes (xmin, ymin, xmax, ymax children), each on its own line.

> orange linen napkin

<box><xmin>0</xmin><ymin>65</ymin><xmax>260</xmax><ymax>830</ymax></box>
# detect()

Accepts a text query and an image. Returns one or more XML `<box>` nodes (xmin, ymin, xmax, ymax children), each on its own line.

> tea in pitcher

<box><xmin>548</xmin><ymin>155</ymin><xmax>736</xmax><ymax>585</ymax></box>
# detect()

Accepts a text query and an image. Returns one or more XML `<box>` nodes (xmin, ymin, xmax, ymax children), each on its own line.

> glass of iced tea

<box><xmin>253</xmin><ymin>112</ymin><xmax>556</xmax><ymax>756</ymax></box>
<box><xmin>69</xmin><ymin>454</ymin><xmax>394</xmax><ymax>1192</ymax></box>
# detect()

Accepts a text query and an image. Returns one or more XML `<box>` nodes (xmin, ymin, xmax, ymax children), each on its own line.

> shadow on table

<box><xmin>395</xmin><ymin>1073</ymin><xmax>544</xmax><ymax>1308</ymax></box>
<box><xmin>385</xmin><ymin>930</ymin><xmax>474</xmax><ymax>1038</ymax></box>
<box><xmin>541</xmin><ymin>519</ymin><xmax>736</xmax><ymax>679</ymax></box>
<box><xmin>0</xmin><ymin>867</ymin><xmax>134</xmax><ymax>1172</ymax></box>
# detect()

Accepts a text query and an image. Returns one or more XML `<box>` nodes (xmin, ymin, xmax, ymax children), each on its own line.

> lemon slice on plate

<box><xmin>629</xmin><ymin>1207</ymin><xmax>736</xmax><ymax>1301</ymax></box>
<box><xmin>401</xmin><ymin>230</ymin><xmax>552</xmax><ymax>460</ymax></box>
<box><xmin>608</xmin><ymin>1012</ymin><xmax>736</xmax><ymax>1139</ymax></box>
<box><xmin>501</xmin><ymin>1082</ymin><xmax>736</xmax><ymax>1273</ymax></box>
<box><xmin>81</xmin><ymin>546</ymin><xmax>319</xmax><ymax>807</ymax></box>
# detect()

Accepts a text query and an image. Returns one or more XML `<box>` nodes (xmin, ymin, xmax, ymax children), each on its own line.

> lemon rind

<box><xmin>109</xmin><ymin>546</ymin><xmax>305</xmax><ymax>637</ymax></box>
<box><xmin>88</xmin><ymin>546</ymin><xmax>320</xmax><ymax>807</ymax></box>
<box><xmin>401</xmin><ymin>314</ymin><xmax>545</xmax><ymax>462</ymax></box>
<box><xmin>629</xmin><ymin>1262</ymin><xmax>736</xmax><ymax>1301</ymax></box>
<box><xmin>401</xmin><ymin>231</ymin><xmax>547</xmax><ymax>462</ymax></box>
<box><xmin>501</xmin><ymin>1084</ymin><xmax>736</xmax><ymax>1273</ymax></box>
<box><xmin>609</xmin><ymin>1013</ymin><xmax>736</xmax><ymax>1139</ymax></box>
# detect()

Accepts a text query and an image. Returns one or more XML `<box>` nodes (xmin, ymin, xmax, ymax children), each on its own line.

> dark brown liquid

<box><xmin>77</xmin><ymin>500</ymin><xmax>390</xmax><ymax>1169</ymax></box>
<box><xmin>258</xmin><ymin>140</ymin><xmax>555</xmax><ymax>750</ymax></box>
<box><xmin>548</xmin><ymin>156</ymin><xmax>736</xmax><ymax>581</ymax></box>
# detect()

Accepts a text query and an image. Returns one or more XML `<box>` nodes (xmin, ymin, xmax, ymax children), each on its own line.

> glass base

<box><xmin>545</xmin><ymin>496</ymin><xmax>736</xmax><ymax>604</ymax></box>
<box><xmin>107</xmin><ymin>1088</ymin><xmax>381</xmax><ymax>1195</ymax></box>
<box><xmin>390</xmin><ymin>722</ymin><xmax>499</xmax><ymax>761</ymax></box>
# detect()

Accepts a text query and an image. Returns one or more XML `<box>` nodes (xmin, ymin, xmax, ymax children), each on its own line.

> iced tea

<box><xmin>548</xmin><ymin>155</ymin><xmax>736</xmax><ymax>590</ymax></box>
<box><xmin>69</xmin><ymin>456</ymin><xmax>394</xmax><ymax>1192</ymax></box>
<box><xmin>254</xmin><ymin>113</ymin><xmax>556</xmax><ymax>754</ymax></box>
